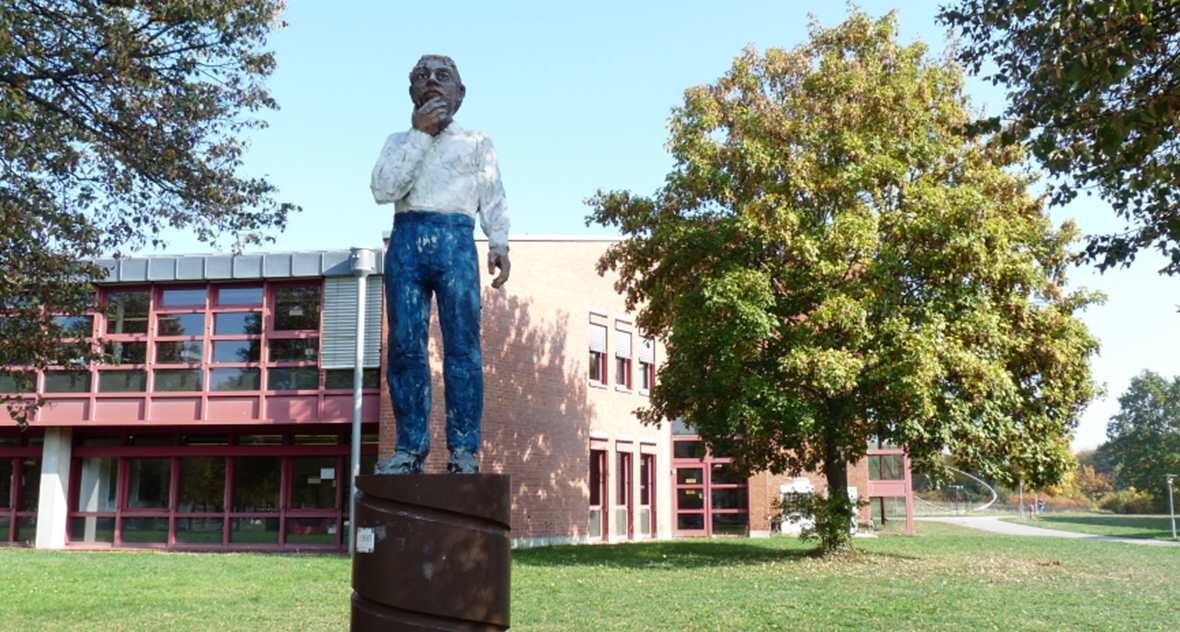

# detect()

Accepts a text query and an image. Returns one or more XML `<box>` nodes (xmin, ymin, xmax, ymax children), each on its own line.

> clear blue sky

<box><xmin>146</xmin><ymin>0</ymin><xmax>1179</xmax><ymax>452</ymax></box>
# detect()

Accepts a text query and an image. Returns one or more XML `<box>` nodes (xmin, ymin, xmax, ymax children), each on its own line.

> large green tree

<box><xmin>940</xmin><ymin>0</ymin><xmax>1180</xmax><ymax>274</ymax></box>
<box><xmin>1103</xmin><ymin>370</ymin><xmax>1180</xmax><ymax>510</ymax></box>
<box><xmin>588</xmin><ymin>11</ymin><xmax>1101</xmax><ymax>552</ymax></box>
<box><xmin>1</xmin><ymin>1</ymin><xmax>295</xmax><ymax>420</ymax></box>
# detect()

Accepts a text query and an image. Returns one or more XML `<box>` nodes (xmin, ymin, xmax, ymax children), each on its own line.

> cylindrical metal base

<box><xmin>351</xmin><ymin>474</ymin><xmax>511</xmax><ymax>631</ymax></box>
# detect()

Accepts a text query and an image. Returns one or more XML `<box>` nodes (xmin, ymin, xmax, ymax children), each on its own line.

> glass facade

<box><xmin>63</xmin><ymin>426</ymin><xmax>377</xmax><ymax>550</ymax></box>
<box><xmin>5</xmin><ymin>281</ymin><xmax>333</xmax><ymax>399</ymax></box>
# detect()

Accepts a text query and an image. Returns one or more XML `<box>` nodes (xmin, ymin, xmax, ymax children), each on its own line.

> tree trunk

<box><xmin>820</xmin><ymin>440</ymin><xmax>854</xmax><ymax>552</ymax></box>
<box><xmin>818</xmin><ymin>401</ymin><xmax>855</xmax><ymax>553</ymax></box>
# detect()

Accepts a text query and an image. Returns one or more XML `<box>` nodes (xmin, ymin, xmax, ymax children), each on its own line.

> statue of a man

<box><xmin>370</xmin><ymin>55</ymin><xmax>510</xmax><ymax>475</ymax></box>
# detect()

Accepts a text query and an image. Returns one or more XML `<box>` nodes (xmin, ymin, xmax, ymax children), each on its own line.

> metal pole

<box><xmin>349</xmin><ymin>247</ymin><xmax>375</xmax><ymax>556</ymax></box>
<box><xmin>1018</xmin><ymin>476</ymin><xmax>1024</xmax><ymax>521</ymax></box>
<box><xmin>1167</xmin><ymin>474</ymin><xmax>1176</xmax><ymax>540</ymax></box>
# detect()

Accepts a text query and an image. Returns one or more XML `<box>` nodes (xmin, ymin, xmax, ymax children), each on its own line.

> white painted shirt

<box><xmin>370</xmin><ymin>122</ymin><xmax>509</xmax><ymax>252</ymax></box>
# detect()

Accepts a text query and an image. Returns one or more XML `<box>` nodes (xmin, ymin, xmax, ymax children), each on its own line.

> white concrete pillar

<box><xmin>35</xmin><ymin>427</ymin><xmax>73</xmax><ymax>549</ymax></box>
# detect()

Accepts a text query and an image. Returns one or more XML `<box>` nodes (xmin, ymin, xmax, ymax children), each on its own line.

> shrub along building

<box><xmin>1</xmin><ymin>237</ymin><xmax>912</xmax><ymax>551</ymax></box>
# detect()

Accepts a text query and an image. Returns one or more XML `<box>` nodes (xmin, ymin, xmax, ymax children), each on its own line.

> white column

<box><xmin>35</xmin><ymin>426</ymin><xmax>73</xmax><ymax>549</ymax></box>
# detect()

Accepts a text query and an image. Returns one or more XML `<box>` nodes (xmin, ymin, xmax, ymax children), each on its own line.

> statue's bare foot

<box><xmin>447</xmin><ymin>450</ymin><xmax>479</xmax><ymax>474</ymax></box>
<box><xmin>375</xmin><ymin>451</ymin><xmax>424</xmax><ymax>475</ymax></box>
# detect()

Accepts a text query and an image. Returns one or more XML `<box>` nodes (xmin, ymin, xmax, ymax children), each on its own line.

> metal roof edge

<box><xmin>91</xmin><ymin>249</ymin><xmax>384</xmax><ymax>284</ymax></box>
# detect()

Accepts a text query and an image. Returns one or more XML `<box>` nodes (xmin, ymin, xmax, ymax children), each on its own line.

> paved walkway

<box><xmin>918</xmin><ymin>515</ymin><xmax>1180</xmax><ymax>547</ymax></box>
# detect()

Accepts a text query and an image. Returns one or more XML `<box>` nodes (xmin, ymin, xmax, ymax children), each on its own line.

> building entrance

<box><xmin>671</xmin><ymin>434</ymin><xmax>748</xmax><ymax>537</ymax></box>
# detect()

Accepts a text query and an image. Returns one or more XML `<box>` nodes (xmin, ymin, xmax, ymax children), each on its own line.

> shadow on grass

<box><xmin>513</xmin><ymin>538</ymin><xmax>919</xmax><ymax>570</ymax></box>
<box><xmin>1038</xmin><ymin>515</ymin><xmax>1173</xmax><ymax>539</ymax></box>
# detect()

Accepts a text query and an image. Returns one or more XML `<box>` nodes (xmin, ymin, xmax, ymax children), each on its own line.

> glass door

<box><xmin>615</xmin><ymin>452</ymin><xmax>632</xmax><ymax>540</ymax></box>
<box><xmin>672</xmin><ymin>437</ymin><xmax>748</xmax><ymax>536</ymax></box>
<box><xmin>588</xmin><ymin>450</ymin><xmax>607</xmax><ymax>540</ymax></box>
<box><xmin>639</xmin><ymin>454</ymin><xmax>655</xmax><ymax>537</ymax></box>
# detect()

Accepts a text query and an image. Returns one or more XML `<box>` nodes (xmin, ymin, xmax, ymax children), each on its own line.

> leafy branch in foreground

<box><xmin>1</xmin><ymin>1</ymin><xmax>297</xmax><ymax>422</ymax></box>
<box><xmin>941</xmin><ymin>0</ymin><xmax>1180</xmax><ymax>274</ymax></box>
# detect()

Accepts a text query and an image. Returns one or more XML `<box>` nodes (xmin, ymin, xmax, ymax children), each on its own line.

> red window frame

<box><xmin>206</xmin><ymin>283</ymin><xmax>264</xmax><ymax>393</ymax></box>
<box><xmin>615</xmin><ymin>356</ymin><xmax>631</xmax><ymax>389</ymax></box>
<box><xmin>588</xmin><ymin>322</ymin><xmax>608</xmax><ymax>387</ymax></box>
<box><xmin>264</xmin><ymin>282</ymin><xmax>323</xmax><ymax>393</ymax></box>
<box><xmin>639</xmin><ymin>453</ymin><xmax>655</xmax><ymax>538</ymax></box>
<box><xmin>614</xmin><ymin>328</ymin><xmax>632</xmax><ymax>391</ymax></box>
<box><xmin>588</xmin><ymin>448</ymin><xmax>607</xmax><ymax>540</ymax></box>
<box><xmin>0</xmin><ymin>429</ymin><xmax>43</xmax><ymax>545</ymax></box>
<box><xmin>72</xmin><ymin>281</ymin><xmax>327</xmax><ymax>397</ymax></box>
<box><xmin>639</xmin><ymin>359</ymin><xmax>655</xmax><ymax>392</ymax></box>
<box><xmin>64</xmin><ymin>425</ymin><xmax>377</xmax><ymax>550</ymax></box>
<box><xmin>616</xmin><ymin>450</ymin><xmax>633</xmax><ymax>540</ymax></box>
<box><xmin>43</xmin><ymin>308</ymin><xmax>98</xmax><ymax>395</ymax></box>
<box><xmin>637</xmin><ymin>335</ymin><xmax>655</xmax><ymax>394</ymax></box>
<box><xmin>672</xmin><ymin>437</ymin><xmax>749</xmax><ymax>537</ymax></box>
<box><xmin>153</xmin><ymin>285</ymin><xmax>209</xmax><ymax>392</ymax></box>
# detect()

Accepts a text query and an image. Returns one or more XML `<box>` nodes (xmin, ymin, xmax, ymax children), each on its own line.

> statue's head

<box><xmin>408</xmin><ymin>55</ymin><xmax>465</xmax><ymax>117</ymax></box>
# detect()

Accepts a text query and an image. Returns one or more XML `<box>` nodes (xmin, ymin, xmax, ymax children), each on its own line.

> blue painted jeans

<box><xmin>385</xmin><ymin>211</ymin><xmax>482</xmax><ymax>457</ymax></box>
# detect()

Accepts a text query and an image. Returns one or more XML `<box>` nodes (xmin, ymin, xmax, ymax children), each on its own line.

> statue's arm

<box><xmin>370</xmin><ymin>129</ymin><xmax>432</xmax><ymax>204</ymax></box>
<box><xmin>477</xmin><ymin>134</ymin><xmax>510</xmax><ymax>288</ymax></box>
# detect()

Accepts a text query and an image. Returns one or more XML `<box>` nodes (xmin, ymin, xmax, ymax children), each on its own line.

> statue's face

<box><xmin>409</xmin><ymin>58</ymin><xmax>465</xmax><ymax>116</ymax></box>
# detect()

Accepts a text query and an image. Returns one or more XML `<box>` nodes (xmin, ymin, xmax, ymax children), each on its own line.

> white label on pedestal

<box><xmin>357</xmin><ymin>528</ymin><xmax>375</xmax><ymax>553</ymax></box>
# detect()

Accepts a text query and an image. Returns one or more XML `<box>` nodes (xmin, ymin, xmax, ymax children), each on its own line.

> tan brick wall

<box><xmin>747</xmin><ymin>460</ymin><xmax>872</xmax><ymax>534</ymax></box>
<box><xmin>379</xmin><ymin>237</ymin><xmax>881</xmax><ymax>544</ymax></box>
<box><xmin>379</xmin><ymin>238</ymin><xmax>671</xmax><ymax>543</ymax></box>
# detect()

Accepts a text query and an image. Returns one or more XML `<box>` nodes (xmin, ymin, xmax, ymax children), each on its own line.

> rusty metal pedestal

<box><xmin>351</xmin><ymin>474</ymin><xmax>511</xmax><ymax>631</ymax></box>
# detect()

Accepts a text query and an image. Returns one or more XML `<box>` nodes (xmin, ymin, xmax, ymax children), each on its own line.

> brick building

<box><xmin>0</xmin><ymin>250</ymin><xmax>383</xmax><ymax>551</ymax></box>
<box><xmin>1</xmin><ymin>237</ymin><xmax>912</xmax><ymax>551</ymax></box>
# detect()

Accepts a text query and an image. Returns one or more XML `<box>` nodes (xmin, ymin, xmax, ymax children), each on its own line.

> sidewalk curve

<box><xmin>917</xmin><ymin>515</ymin><xmax>1180</xmax><ymax>548</ymax></box>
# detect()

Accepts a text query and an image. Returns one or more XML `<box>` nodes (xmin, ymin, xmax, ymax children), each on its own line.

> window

<box><xmin>31</xmin><ymin>281</ymin><xmax>339</xmax><ymax>401</ymax></box>
<box><xmin>272</xmin><ymin>286</ymin><xmax>321</xmax><ymax>331</ymax></box>
<box><xmin>217</xmin><ymin>286</ymin><xmax>264</xmax><ymax>307</ymax></box>
<box><xmin>266</xmin><ymin>284</ymin><xmax>321</xmax><ymax>392</ymax></box>
<box><xmin>160</xmin><ymin>288</ymin><xmax>207</xmax><ymax>308</ymax></box>
<box><xmin>589</xmin><ymin>323</ymin><xmax>607</xmax><ymax>386</ymax></box>
<box><xmin>102</xmin><ymin>282</ymin><xmax>320</xmax><ymax>394</ymax></box>
<box><xmin>206</xmin><ymin>286</ymin><xmax>261</xmax><ymax>393</ymax></box>
<box><xmin>65</xmin><ymin>425</ymin><xmax>376</xmax><ymax>550</ymax></box>
<box><xmin>43</xmin><ymin>371</ymin><xmax>92</xmax><ymax>393</ymax></box>
<box><xmin>639</xmin><ymin>453</ymin><xmax>655</xmax><ymax>537</ymax></box>
<box><xmin>638</xmin><ymin>337</ymin><xmax>655</xmax><ymax>392</ymax></box>
<box><xmin>70</xmin><ymin>456</ymin><xmax>119</xmax><ymax>544</ymax></box>
<box><xmin>47</xmin><ymin>311</ymin><xmax>94</xmax><ymax>385</ymax></box>
<box><xmin>97</xmin><ymin>289</ymin><xmax>150</xmax><ymax>392</ymax></box>
<box><xmin>589</xmin><ymin>449</ymin><xmax>607</xmax><ymax>540</ymax></box>
<box><xmin>868</xmin><ymin>454</ymin><xmax>906</xmax><ymax>481</ymax></box>
<box><xmin>0</xmin><ymin>432</ymin><xmax>42</xmax><ymax>544</ymax></box>
<box><xmin>324</xmin><ymin>369</ymin><xmax>380</xmax><ymax>390</ymax></box>
<box><xmin>616</xmin><ymin>451</ymin><xmax>633</xmax><ymax>539</ymax></box>
<box><xmin>673</xmin><ymin>437</ymin><xmax>748</xmax><ymax>537</ymax></box>
<box><xmin>106</xmin><ymin>291</ymin><xmax>151</xmax><ymax>335</ymax></box>
<box><xmin>53</xmin><ymin>315</ymin><xmax>94</xmax><ymax>339</ymax></box>
<box><xmin>615</xmin><ymin>329</ymin><xmax>632</xmax><ymax>390</ymax></box>
<box><xmin>154</xmin><ymin>287</ymin><xmax>207</xmax><ymax>386</ymax></box>
<box><xmin>0</xmin><ymin>371</ymin><xmax>35</xmax><ymax>394</ymax></box>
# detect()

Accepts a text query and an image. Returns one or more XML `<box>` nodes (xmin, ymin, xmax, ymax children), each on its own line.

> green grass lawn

<box><xmin>2</xmin><ymin>522</ymin><xmax>1178</xmax><ymax>631</ymax></box>
<box><xmin>1001</xmin><ymin>513</ymin><xmax>1179</xmax><ymax>541</ymax></box>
